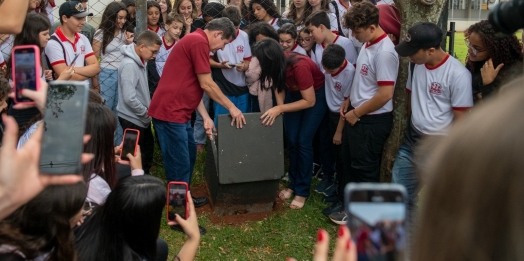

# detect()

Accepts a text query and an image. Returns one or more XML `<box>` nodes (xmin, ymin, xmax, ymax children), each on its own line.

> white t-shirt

<box><xmin>156</xmin><ymin>36</ymin><xmax>177</xmax><ymax>77</ymax></box>
<box><xmin>0</xmin><ymin>35</ymin><xmax>14</xmax><ymax>62</ymax></box>
<box><xmin>45</xmin><ymin>27</ymin><xmax>94</xmax><ymax>84</ymax></box>
<box><xmin>94</xmin><ymin>29</ymin><xmax>126</xmax><ymax>70</ymax></box>
<box><xmin>291</xmin><ymin>43</ymin><xmax>307</xmax><ymax>55</ymax></box>
<box><xmin>87</xmin><ymin>174</ymin><xmax>111</xmax><ymax>205</ymax></box>
<box><xmin>148</xmin><ymin>26</ymin><xmax>166</xmax><ymax>38</ymax></box>
<box><xmin>312</xmin><ymin>35</ymin><xmax>358</xmax><ymax>71</ymax></box>
<box><xmin>407</xmin><ymin>54</ymin><xmax>473</xmax><ymax>135</ymax></box>
<box><xmin>0</xmin><ymin>52</ymin><xmax>5</xmax><ymax>67</ymax></box>
<box><xmin>325</xmin><ymin>59</ymin><xmax>355</xmax><ymax>112</ymax></box>
<box><xmin>350</xmin><ymin>33</ymin><xmax>398</xmax><ymax>115</ymax></box>
<box><xmin>215</xmin><ymin>30</ymin><xmax>252</xmax><ymax>86</ymax></box>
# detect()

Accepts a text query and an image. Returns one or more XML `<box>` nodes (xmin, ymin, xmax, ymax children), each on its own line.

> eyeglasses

<box><xmin>146</xmin><ymin>47</ymin><xmax>159</xmax><ymax>55</ymax></box>
<box><xmin>299</xmin><ymin>37</ymin><xmax>313</xmax><ymax>43</ymax></box>
<box><xmin>464</xmin><ymin>38</ymin><xmax>486</xmax><ymax>56</ymax></box>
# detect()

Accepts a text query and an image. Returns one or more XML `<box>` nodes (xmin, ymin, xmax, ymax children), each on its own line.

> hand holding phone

<box><xmin>39</xmin><ymin>81</ymin><xmax>90</xmax><ymax>175</ymax></box>
<box><xmin>12</xmin><ymin>45</ymin><xmax>41</xmax><ymax>104</ymax></box>
<box><xmin>120</xmin><ymin>129</ymin><xmax>140</xmax><ymax>162</ymax></box>
<box><xmin>345</xmin><ymin>183</ymin><xmax>407</xmax><ymax>261</ymax></box>
<box><xmin>167</xmin><ymin>182</ymin><xmax>189</xmax><ymax>222</ymax></box>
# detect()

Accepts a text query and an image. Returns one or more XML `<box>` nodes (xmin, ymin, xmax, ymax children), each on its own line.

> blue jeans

<box><xmin>193</xmin><ymin>93</ymin><xmax>210</xmax><ymax>145</ymax></box>
<box><xmin>213</xmin><ymin>93</ymin><xmax>249</xmax><ymax>127</ymax></box>
<box><xmin>99</xmin><ymin>67</ymin><xmax>123</xmax><ymax>145</ymax></box>
<box><xmin>392</xmin><ymin>144</ymin><xmax>418</xmax><ymax>211</ymax></box>
<box><xmin>153</xmin><ymin>118</ymin><xmax>196</xmax><ymax>185</ymax></box>
<box><xmin>284</xmin><ymin>86</ymin><xmax>327</xmax><ymax>197</ymax></box>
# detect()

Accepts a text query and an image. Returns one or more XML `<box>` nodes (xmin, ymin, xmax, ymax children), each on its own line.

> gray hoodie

<box><xmin>117</xmin><ymin>44</ymin><xmax>151</xmax><ymax>128</ymax></box>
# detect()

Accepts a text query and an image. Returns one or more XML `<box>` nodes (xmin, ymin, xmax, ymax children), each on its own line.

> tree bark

<box><xmin>380</xmin><ymin>0</ymin><xmax>448</xmax><ymax>182</ymax></box>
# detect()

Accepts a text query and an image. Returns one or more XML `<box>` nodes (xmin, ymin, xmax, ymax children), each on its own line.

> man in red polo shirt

<box><xmin>149</xmin><ymin>18</ymin><xmax>245</xmax><ymax>215</ymax></box>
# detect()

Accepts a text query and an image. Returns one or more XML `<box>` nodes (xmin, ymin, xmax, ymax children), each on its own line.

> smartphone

<box><xmin>228</xmin><ymin>63</ymin><xmax>242</xmax><ymax>67</ymax></box>
<box><xmin>345</xmin><ymin>183</ymin><xmax>407</xmax><ymax>261</ymax></box>
<box><xmin>70</xmin><ymin>53</ymin><xmax>80</xmax><ymax>65</ymax></box>
<box><xmin>39</xmin><ymin>81</ymin><xmax>89</xmax><ymax>175</ymax></box>
<box><xmin>11</xmin><ymin>45</ymin><xmax>41</xmax><ymax>104</ymax></box>
<box><xmin>167</xmin><ymin>182</ymin><xmax>189</xmax><ymax>221</ymax></box>
<box><xmin>120</xmin><ymin>128</ymin><xmax>140</xmax><ymax>161</ymax></box>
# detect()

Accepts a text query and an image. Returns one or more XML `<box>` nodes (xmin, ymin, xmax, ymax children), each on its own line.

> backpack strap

<box><xmin>330</xmin><ymin>1</ymin><xmax>344</xmax><ymax>36</ymax></box>
<box><xmin>409</xmin><ymin>61</ymin><xmax>415</xmax><ymax>85</ymax></box>
<box><xmin>45</xmin><ymin>35</ymin><xmax>67</xmax><ymax>80</ymax></box>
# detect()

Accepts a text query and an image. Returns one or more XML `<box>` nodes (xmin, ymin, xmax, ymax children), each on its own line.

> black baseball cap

<box><xmin>59</xmin><ymin>1</ymin><xmax>93</xmax><ymax>18</ymax></box>
<box><xmin>395</xmin><ymin>22</ymin><xmax>443</xmax><ymax>57</ymax></box>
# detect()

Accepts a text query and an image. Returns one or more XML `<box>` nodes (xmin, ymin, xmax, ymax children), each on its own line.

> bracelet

<box><xmin>352</xmin><ymin>109</ymin><xmax>360</xmax><ymax>120</ymax></box>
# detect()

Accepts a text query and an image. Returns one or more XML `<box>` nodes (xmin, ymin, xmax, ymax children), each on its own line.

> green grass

<box><xmin>151</xmin><ymin>146</ymin><xmax>340</xmax><ymax>261</ymax></box>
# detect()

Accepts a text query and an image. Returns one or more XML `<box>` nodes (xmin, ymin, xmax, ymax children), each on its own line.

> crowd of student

<box><xmin>0</xmin><ymin>0</ymin><xmax>523</xmax><ymax>260</ymax></box>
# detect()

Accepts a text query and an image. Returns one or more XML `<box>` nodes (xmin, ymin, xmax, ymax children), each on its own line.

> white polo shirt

<box><xmin>148</xmin><ymin>26</ymin><xmax>166</xmax><ymax>38</ymax></box>
<box><xmin>269</xmin><ymin>18</ymin><xmax>281</xmax><ymax>31</ymax></box>
<box><xmin>407</xmin><ymin>54</ymin><xmax>473</xmax><ymax>135</ymax></box>
<box><xmin>291</xmin><ymin>43</ymin><xmax>307</xmax><ymax>56</ymax></box>
<box><xmin>45</xmin><ymin>0</ymin><xmax>57</xmax><ymax>23</ymax></box>
<box><xmin>312</xmin><ymin>35</ymin><xmax>358</xmax><ymax>72</ymax></box>
<box><xmin>215</xmin><ymin>30</ymin><xmax>252</xmax><ymax>86</ymax></box>
<box><xmin>45</xmin><ymin>27</ymin><xmax>94</xmax><ymax>84</ymax></box>
<box><xmin>329</xmin><ymin>1</ymin><xmax>363</xmax><ymax>50</ymax></box>
<box><xmin>325</xmin><ymin>59</ymin><xmax>355</xmax><ymax>112</ymax></box>
<box><xmin>156</xmin><ymin>36</ymin><xmax>177</xmax><ymax>77</ymax></box>
<box><xmin>329</xmin><ymin>0</ymin><xmax>350</xmax><ymax>37</ymax></box>
<box><xmin>350</xmin><ymin>33</ymin><xmax>398</xmax><ymax>115</ymax></box>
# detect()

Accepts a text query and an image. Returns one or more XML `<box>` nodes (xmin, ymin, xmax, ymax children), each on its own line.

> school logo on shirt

<box><xmin>334</xmin><ymin>82</ymin><xmax>342</xmax><ymax>91</ymax></box>
<box><xmin>80</xmin><ymin>45</ymin><xmax>85</xmax><ymax>54</ymax></box>
<box><xmin>236</xmin><ymin>45</ymin><xmax>244</xmax><ymax>54</ymax></box>
<box><xmin>429</xmin><ymin>82</ymin><xmax>442</xmax><ymax>95</ymax></box>
<box><xmin>360</xmin><ymin>64</ymin><xmax>369</xmax><ymax>76</ymax></box>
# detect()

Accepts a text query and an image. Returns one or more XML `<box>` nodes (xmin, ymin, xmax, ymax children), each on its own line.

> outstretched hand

<box><xmin>0</xmin><ymin>114</ymin><xmax>93</xmax><ymax>221</ymax></box>
<box><xmin>167</xmin><ymin>191</ymin><xmax>200</xmax><ymax>240</ymax></box>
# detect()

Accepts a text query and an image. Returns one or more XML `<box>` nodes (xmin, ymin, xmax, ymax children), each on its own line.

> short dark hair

<box><xmin>137</xmin><ymin>30</ymin><xmax>162</xmax><ymax>46</ymax></box>
<box><xmin>343</xmin><ymin>1</ymin><xmax>379</xmax><ymax>30</ymax></box>
<box><xmin>205</xmin><ymin>17</ymin><xmax>237</xmax><ymax>41</ymax></box>
<box><xmin>0</xmin><ymin>77</ymin><xmax>11</xmax><ymax>101</ymax></box>
<box><xmin>277</xmin><ymin>23</ymin><xmax>298</xmax><ymax>39</ymax></box>
<box><xmin>322</xmin><ymin>44</ymin><xmax>345</xmax><ymax>70</ymax></box>
<box><xmin>221</xmin><ymin>6</ymin><xmax>242</xmax><ymax>27</ymax></box>
<box><xmin>304</xmin><ymin>10</ymin><xmax>330</xmax><ymax>29</ymax></box>
<box><xmin>247</xmin><ymin>21</ymin><xmax>279</xmax><ymax>45</ymax></box>
<box><xmin>166</xmin><ymin>13</ymin><xmax>185</xmax><ymax>26</ymax></box>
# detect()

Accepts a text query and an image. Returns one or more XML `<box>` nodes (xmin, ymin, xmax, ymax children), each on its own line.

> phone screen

<box><xmin>348</xmin><ymin>190</ymin><xmax>406</xmax><ymax>261</ymax></box>
<box><xmin>168</xmin><ymin>183</ymin><xmax>187</xmax><ymax>220</ymax></box>
<box><xmin>121</xmin><ymin>130</ymin><xmax>138</xmax><ymax>161</ymax></box>
<box><xmin>39</xmin><ymin>82</ymin><xmax>89</xmax><ymax>175</ymax></box>
<box><xmin>14</xmin><ymin>48</ymin><xmax>37</xmax><ymax>102</ymax></box>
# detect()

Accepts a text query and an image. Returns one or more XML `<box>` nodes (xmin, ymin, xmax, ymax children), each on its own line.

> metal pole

<box><xmin>451</xmin><ymin>0</ymin><xmax>454</xmax><ymax>20</ymax></box>
<box><xmin>136</xmin><ymin>0</ymin><xmax>147</xmax><ymax>37</ymax></box>
<box><xmin>447</xmin><ymin>22</ymin><xmax>455</xmax><ymax>57</ymax></box>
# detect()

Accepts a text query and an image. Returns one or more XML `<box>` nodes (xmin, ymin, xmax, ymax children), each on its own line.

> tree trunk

<box><xmin>380</xmin><ymin>0</ymin><xmax>448</xmax><ymax>182</ymax></box>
